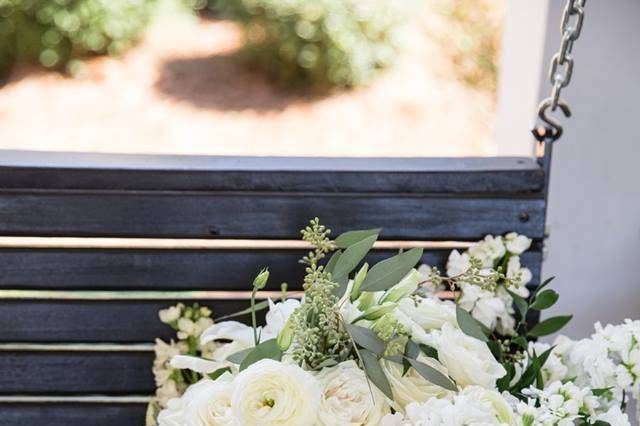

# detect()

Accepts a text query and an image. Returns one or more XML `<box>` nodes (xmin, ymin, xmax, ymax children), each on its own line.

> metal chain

<box><xmin>532</xmin><ymin>0</ymin><xmax>586</xmax><ymax>142</ymax></box>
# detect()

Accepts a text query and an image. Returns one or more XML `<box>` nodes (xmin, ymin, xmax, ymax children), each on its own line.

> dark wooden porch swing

<box><xmin>0</xmin><ymin>0</ymin><xmax>586</xmax><ymax>424</ymax></box>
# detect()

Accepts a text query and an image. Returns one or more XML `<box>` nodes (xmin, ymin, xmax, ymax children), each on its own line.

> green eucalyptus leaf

<box><xmin>528</xmin><ymin>315</ymin><xmax>572</xmax><ymax>338</ymax></box>
<box><xmin>360</xmin><ymin>248</ymin><xmax>424</xmax><ymax>292</ymax></box>
<box><xmin>226</xmin><ymin>347</ymin><xmax>253</xmax><ymax>364</ymax></box>
<box><xmin>333</xmin><ymin>234</ymin><xmax>377</xmax><ymax>295</ymax></box>
<box><xmin>207</xmin><ymin>367</ymin><xmax>232</xmax><ymax>381</ymax></box>
<box><xmin>360</xmin><ymin>349</ymin><xmax>393</xmax><ymax>399</ymax></box>
<box><xmin>325</xmin><ymin>249</ymin><xmax>342</xmax><ymax>275</ymax></box>
<box><xmin>533</xmin><ymin>276</ymin><xmax>556</xmax><ymax>297</ymax></box>
<box><xmin>419</xmin><ymin>344</ymin><xmax>439</xmax><ymax>360</ymax></box>
<box><xmin>592</xmin><ymin>387</ymin><xmax>613</xmax><ymax>397</ymax></box>
<box><xmin>335</xmin><ymin>228</ymin><xmax>381</xmax><ymax>248</ymax></box>
<box><xmin>345</xmin><ymin>323</ymin><xmax>385</xmax><ymax>355</ymax></box>
<box><xmin>507</xmin><ymin>289</ymin><xmax>529</xmax><ymax>318</ymax></box>
<box><xmin>405</xmin><ymin>357</ymin><xmax>458</xmax><ymax>391</ymax></box>
<box><xmin>530</xmin><ymin>289</ymin><xmax>559</xmax><ymax>311</ymax></box>
<box><xmin>456</xmin><ymin>306</ymin><xmax>488</xmax><ymax>342</ymax></box>
<box><xmin>496</xmin><ymin>362</ymin><xmax>515</xmax><ymax>392</ymax></box>
<box><xmin>215</xmin><ymin>299</ymin><xmax>269</xmax><ymax>321</ymax></box>
<box><xmin>239</xmin><ymin>339</ymin><xmax>283</xmax><ymax>371</ymax></box>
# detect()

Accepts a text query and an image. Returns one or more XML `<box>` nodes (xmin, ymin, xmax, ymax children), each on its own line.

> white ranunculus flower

<box><xmin>231</xmin><ymin>359</ymin><xmax>321</xmax><ymax>426</ymax></box>
<box><xmin>381</xmin><ymin>354</ymin><xmax>451</xmax><ymax>412</ymax></box>
<box><xmin>504</xmin><ymin>232</ymin><xmax>532</xmax><ymax>255</ymax></box>
<box><xmin>436</xmin><ymin>323</ymin><xmax>506</xmax><ymax>389</ymax></box>
<box><xmin>397</xmin><ymin>296</ymin><xmax>457</xmax><ymax>331</ymax></box>
<box><xmin>315</xmin><ymin>360</ymin><xmax>390</xmax><ymax>425</ymax></box>
<box><xmin>179</xmin><ymin>375</ymin><xmax>235</xmax><ymax>426</ymax></box>
<box><xmin>158</xmin><ymin>397</ymin><xmax>185</xmax><ymax>426</ymax></box>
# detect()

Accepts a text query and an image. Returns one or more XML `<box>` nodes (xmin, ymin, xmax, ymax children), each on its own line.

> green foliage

<box><xmin>0</xmin><ymin>0</ymin><xmax>156</xmax><ymax>75</ymax></box>
<box><xmin>217</xmin><ymin>0</ymin><xmax>408</xmax><ymax>89</ymax></box>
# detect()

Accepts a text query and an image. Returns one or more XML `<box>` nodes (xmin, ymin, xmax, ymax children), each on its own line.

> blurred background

<box><xmin>0</xmin><ymin>0</ymin><xmax>507</xmax><ymax>156</ymax></box>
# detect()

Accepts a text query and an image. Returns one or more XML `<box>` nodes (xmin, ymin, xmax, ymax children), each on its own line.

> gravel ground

<box><xmin>0</xmin><ymin>11</ymin><xmax>497</xmax><ymax>157</ymax></box>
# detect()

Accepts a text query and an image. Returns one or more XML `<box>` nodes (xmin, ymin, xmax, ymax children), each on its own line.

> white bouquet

<box><xmin>150</xmin><ymin>219</ymin><xmax>638</xmax><ymax>426</ymax></box>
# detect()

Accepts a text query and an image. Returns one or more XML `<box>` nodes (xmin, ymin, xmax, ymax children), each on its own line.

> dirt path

<box><xmin>0</xmin><ymin>11</ymin><xmax>497</xmax><ymax>157</ymax></box>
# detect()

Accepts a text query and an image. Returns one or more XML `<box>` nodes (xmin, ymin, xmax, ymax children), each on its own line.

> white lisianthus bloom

<box><xmin>170</xmin><ymin>355</ymin><xmax>229</xmax><ymax>375</ymax></box>
<box><xmin>436</xmin><ymin>323</ymin><xmax>506</xmax><ymax>389</ymax></box>
<box><xmin>381</xmin><ymin>354</ymin><xmax>451</xmax><ymax>412</ymax></box>
<box><xmin>315</xmin><ymin>360</ymin><xmax>390</xmax><ymax>425</ymax></box>
<box><xmin>262</xmin><ymin>299</ymin><xmax>301</xmax><ymax>337</ymax></box>
<box><xmin>231</xmin><ymin>359</ymin><xmax>321</xmax><ymax>426</ymax></box>
<box><xmin>504</xmin><ymin>232</ymin><xmax>532</xmax><ymax>255</ymax></box>
<box><xmin>397</xmin><ymin>296</ymin><xmax>457</xmax><ymax>331</ymax></box>
<box><xmin>180</xmin><ymin>375</ymin><xmax>235</xmax><ymax>426</ymax></box>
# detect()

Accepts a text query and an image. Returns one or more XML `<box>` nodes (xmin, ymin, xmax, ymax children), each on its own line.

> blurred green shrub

<box><xmin>0</xmin><ymin>0</ymin><xmax>156</xmax><ymax>76</ymax></box>
<box><xmin>219</xmin><ymin>0</ymin><xmax>407</xmax><ymax>89</ymax></box>
<box><xmin>432</xmin><ymin>0</ymin><xmax>504</xmax><ymax>93</ymax></box>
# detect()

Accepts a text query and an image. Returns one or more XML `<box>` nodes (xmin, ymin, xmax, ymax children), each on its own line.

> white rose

<box><xmin>504</xmin><ymin>232</ymin><xmax>532</xmax><ymax>255</ymax></box>
<box><xmin>436</xmin><ymin>323</ymin><xmax>506</xmax><ymax>389</ymax></box>
<box><xmin>180</xmin><ymin>375</ymin><xmax>235</xmax><ymax>426</ymax></box>
<box><xmin>381</xmin><ymin>354</ymin><xmax>451</xmax><ymax>412</ymax></box>
<box><xmin>316</xmin><ymin>360</ymin><xmax>390</xmax><ymax>425</ymax></box>
<box><xmin>231</xmin><ymin>359</ymin><xmax>321</xmax><ymax>426</ymax></box>
<box><xmin>397</xmin><ymin>296</ymin><xmax>456</xmax><ymax>331</ymax></box>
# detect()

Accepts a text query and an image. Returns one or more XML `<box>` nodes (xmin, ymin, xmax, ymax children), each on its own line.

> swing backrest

<box><xmin>0</xmin><ymin>150</ymin><xmax>550</xmax><ymax>426</ymax></box>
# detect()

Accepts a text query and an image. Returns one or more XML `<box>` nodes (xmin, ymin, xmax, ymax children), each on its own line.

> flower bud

<box><xmin>350</xmin><ymin>263</ymin><xmax>369</xmax><ymax>302</ymax></box>
<box><xmin>380</xmin><ymin>269</ymin><xmax>420</xmax><ymax>304</ymax></box>
<box><xmin>252</xmin><ymin>268</ymin><xmax>270</xmax><ymax>290</ymax></box>
<box><xmin>356</xmin><ymin>302</ymin><xmax>397</xmax><ymax>322</ymax></box>
<box><xmin>277</xmin><ymin>317</ymin><xmax>294</xmax><ymax>350</ymax></box>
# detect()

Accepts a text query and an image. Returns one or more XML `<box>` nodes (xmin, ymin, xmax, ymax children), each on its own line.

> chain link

<box><xmin>532</xmin><ymin>0</ymin><xmax>586</xmax><ymax>142</ymax></box>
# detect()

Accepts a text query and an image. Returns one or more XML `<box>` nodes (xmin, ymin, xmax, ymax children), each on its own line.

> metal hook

<box><xmin>531</xmin><ymin>97</ymin><xmax>572</xmax><ymax>142</ymax></box>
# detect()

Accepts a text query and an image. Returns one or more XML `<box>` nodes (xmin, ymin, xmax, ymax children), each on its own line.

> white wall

<box><xmin>541</xmin><ymin>0</ymin><xmax>640</xmax><ymax>338</ymax></box>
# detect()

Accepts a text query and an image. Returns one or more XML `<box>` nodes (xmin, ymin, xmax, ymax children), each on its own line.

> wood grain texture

<box><xmin>0</xmin><ymin>352</ymin><xmax>154</xmax><ymax>394</ymax></box>
<box><xmin>0</xmin><ymin>299</ymin><xmax>263</xmax><ymax>342</ymax></box>
<box><xmin>0</xmin><ymin>152</ymin><xmax>544</xmax><ymax>194</ymax></box>
<box><xmin>0</xmin><ymin>193</ymin><xmax>545</xmax><ymax>239</ymax></box>
<box><xmin>0</xmin><ymin>249</ymin><xmax>542</xmax><ymax>290</ymax></box>
<box><xmin>0</xmin><ymin>403</ymin><xmax>146</xmax><ymax>426</ymax></box>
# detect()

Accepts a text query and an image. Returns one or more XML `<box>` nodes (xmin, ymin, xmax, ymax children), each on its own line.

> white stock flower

<box><xmin>504</xmin><ymin>233</ymin><xmax>532</xmax><ymax>255</ymax></box>
<box><xmin>159</xmin><ymin>305</ymin><xmax>182</xmax><ymax>324</ymax></box>
<box><xmin>446</xmin><ymin>250</ymin><xmax>471</xmax><ymax>277</ymax></box>
<box><xmin>506</xmin><ymin>256</ymin><xmax>532</xmax><ymax>288</ymax></box>
<box><xmin>468</xmin><ymin>235</ymin><xmax>506</xmax><ymax>268</ymax></box>
<box><xmin>381</xmin><ymin>354</ymin><xmax>451</xmax><ymax>412</ymax></box>
<box><xmin>178</xmin><ymin>318</ymin><xmax>197</xmax><ymax>339</ymax></box>
<box><xmin>436</xmin><ymin>323</ymin><xmax>506</xmax><ymax>389</ymax></box>
<box><xmin>231</xmin><ymin>359</ymin><xmax>321</xmax><ymax>426</ymax></box>
<box><xmin>157</xmin><ymin>380</ymin><xmax>181</xmax><ymax>407</ymax></box>
<box><xmin>315</xmin><ymin>360</ymin><xmax>390</xmax><ymax>425</ymax></box>
<box><xmin>594</xmin><ymin>405</ymin><xmax>631</xmax><ymax>426</ymax></box>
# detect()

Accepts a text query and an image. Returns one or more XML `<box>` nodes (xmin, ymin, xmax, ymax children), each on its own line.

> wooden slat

<box><xmin>0</xmin><ymin>193</ymin><xmax>545</xmax><ymax>239</ymax></box>
<box><xmin>0</xmin><ymin>249</ymin><xmax>542</xmax><ymax>290</ymax></box>
<box><xmin>0</xmin><ymin>299</ymin><xmax>264</xmax><ymax>342</ymax></box>
<box><xmin>0</xmin><ymin>352</ymin><xmax>154</xmax><ymax>394</ymax></box>
<box><xmin>0</xmin><ymin>402</ymin><xmax>146</xmax><ymax>426</ymax></box>
<box><xmin>0</xmin><ymin>151</ymin><xmax>545</xmax><ymax>194</ymax></box>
